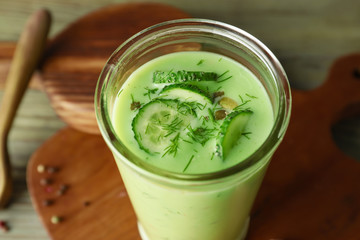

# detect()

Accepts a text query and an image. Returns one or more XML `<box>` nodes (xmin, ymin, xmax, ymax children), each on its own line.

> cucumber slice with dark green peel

<box><xmin>132</xmin><ymin>99</ymin><xmax>192</xmax><ymax>155</ymax></box>
<box><xmin>160</xmin><ymin>83</ymin><xmax>212</xmax><ymax>106</ymax></box>
<box><xmin>153</xmin><ymin>70</ymin><xmax>218</xmax><ymax>83</ymax></box>
<box><xmin>217</xmin><ymin>110</ymin><xmax>253</xmax><ymax>160</ymax></box>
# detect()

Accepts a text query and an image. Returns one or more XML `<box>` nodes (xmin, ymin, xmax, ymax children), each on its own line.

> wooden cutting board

<box><xmin>40</xmin><ymin>3</ymin><xmax>191</xmax><ymax>134</ymax></box>
<box><xmin>27</xmin><ymin>54</ymin><xmax>360</xmax><ymax>239</ymax></box>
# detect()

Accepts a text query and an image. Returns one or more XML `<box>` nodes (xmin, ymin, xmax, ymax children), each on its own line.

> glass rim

<box><xmin>95</xmin><ymin>18</ymin><xmax>292</xmax><ymax>182</ymax></box>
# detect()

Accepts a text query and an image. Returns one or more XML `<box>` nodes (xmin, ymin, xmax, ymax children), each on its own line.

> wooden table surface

<box><xmin>0</xmin><ymin>0</ymin><xmax>359</xmax><ymax>239</ymax></box>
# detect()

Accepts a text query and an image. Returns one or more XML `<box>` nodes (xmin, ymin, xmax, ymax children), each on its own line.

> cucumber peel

<box><xmin>217</xmin><ymin>110</ymin><xmax>253</xmax><ymax>160</ymax></box>
<box><xmin>160</xmin><ymin>83</ymin><xmax>212</xmax><ymax>105</ymax></box>
<box><xmin>132</xmin><ymin>99</ymin><xmax>191</xmax><ymax>155</ymax></box>
<box><xmin>153</xmin><ymin>70</ymin><xmax>218</xmax><ymax>83</ymax></box>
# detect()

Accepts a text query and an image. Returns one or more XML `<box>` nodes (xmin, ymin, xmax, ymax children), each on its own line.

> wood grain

<box><xmin>0</xmin><ymin>42</ymin><xmax>44</xmax><ymax>90</ymax></box>
<box><xmin>27</xmin><ymin>54</ymin><xmax>360</xmax><ymax>239</ymax></box>
<box><xmin>40</xmin><ymin>3</ymin><xmax>190</xmax><ymax>135</ymax></box>
<box><xmin>27</xmin><ymin>127</ymin><xmax>139</xmax><ymax>240</ymax></box>
<box><xmin>0</xmin><ymin>1</ymin><xmax>359</xmax><ymax>239</ymax></box>
<box><xmin>248</xmin><ymin>54</ymin><xmax>360</xmax><ymax>239</ymax></box>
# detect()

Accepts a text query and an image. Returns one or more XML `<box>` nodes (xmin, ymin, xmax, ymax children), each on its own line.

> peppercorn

<box><xmin>51</xmin><ymin>216</ymin><xmax>62</xmax><ymax>224</ymax></box>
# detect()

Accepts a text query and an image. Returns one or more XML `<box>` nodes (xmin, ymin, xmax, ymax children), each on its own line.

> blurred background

<box><xmin>0</xmin><ymin>0</ymin><xmax>359</xmax><ymax>239</ymax></box>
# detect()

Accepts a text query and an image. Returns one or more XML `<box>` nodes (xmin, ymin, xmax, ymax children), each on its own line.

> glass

<box><xmin>95</xmin><ymin>19</ymin><xmax>291</xmax><ymax>240</ymax></box>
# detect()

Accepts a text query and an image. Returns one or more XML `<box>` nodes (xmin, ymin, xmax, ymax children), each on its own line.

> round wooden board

<box><xmin>30</xmin><ymin>44</ymin><xmax>360</xmax><ymax>240</ymax></box>
<box><xmin>40</xmin><ymin>3</ymin><xmax>191</xmax><ymax>134</ymax></box>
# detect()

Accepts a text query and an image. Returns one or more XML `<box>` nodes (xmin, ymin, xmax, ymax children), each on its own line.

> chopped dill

<box><xmin>207</xmin><ymin>108</ymin><xmax>216</xmax><ymax>124</ymax></box>
<box><xmin>245</xmin><ymin>93</ymin><xmax>258</xmax><ymax>99</ymax></box>
<box><xmin>238</xmin><ymin>94</ymin><xmax>244</xmax><ymax>103</ymax></box>
<box><xmin>197</xmin><ymin>59</ymin><xmax>205</xmax><ymax>65</ymax></box>
<box><xmin>234</xmin><ymin>94</ymin><xmax>253</xmax><ymax>111</ymax></box>
<box><xmin>242</xmin><ymin>132</ymin><xmax>252</xmax><ymax>139</ymax></box>
<box><xmin>187</xmin><ymin>126</ymin><xmax>215</xmax><ymax>146</ymax></box>
<box><xmin>199</xmin><ymin>115</ymin><xmax>209</xmax><ymax>125</ymax></box>
<box><xmin>218</xmin><ymin>75</ymin><xmax>232</xmax><ymax>83</ymax></box>
<box><xmin>182</xmin><ymin>139</ymin><xmax>193</xmax><ymax>144</ymax></box>
<box><xmin>218</xmin><ymin>70</ymin><xmax>229</xmax><ymax>79</ymax></box>
<box><xmin>177</xmin><ymin>101</ymin><xmax>206</xmax><ymax>117</ymax></box>
<box><xmin>217</xmin><ymin>70</ymin><xmax>232</xmax><ymax>83</ymax></box>
<box><xmin>145</xmin><ymin>124</ymin><xmax>150</xmax><ymax>134</ymax></box>
<box><xmin>162</xmin><ymin>133</ymin><xmax>181</xmax><ymax>157</ymax></box>
<box><xmin>216</xmin><ymin>86</ymin><xmax>223</xmax><ymax>91</ymax></box>
<box><xmin>233</xmin><ymin>100</ymin><xmax>251</xmax><ymax>111</ymax></box>
<box><xmin>117</xmin><ymin>89</ymin><xmax>123</xmax><ymax>97</ymax></box>
<box><xmin>143</xmin><ymin>87</ymin><xmax>158</xmax><ymax>100</ymax></box>
<box><xmin>162</xmin><ymin>117</ymin><xmax>183</xmax><ymax>137</ymax></box>
<box><xmin>183</xmin><ymin>155</ymin><xmax>195</xmax><ymax>172</ymax></box>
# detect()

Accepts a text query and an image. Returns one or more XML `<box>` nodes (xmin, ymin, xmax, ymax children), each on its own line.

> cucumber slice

<box><xmin>153</xmin><ymin>70</ymin><xmax>218</xmax><ymax>83</ymax></box>
<box><xmin>160</xmin><ymin>83</ymin><xmax>212</xmax><ymax>106</ymax></box>
<box><xmin>132</xmin><ymin>99</ymin><xmax>191</xmax><ymax>155</ymax></box>
<box><xmin>217</xmin><ymin>110</ymin><xmax>253</xmax><ymax>160</ymax></box>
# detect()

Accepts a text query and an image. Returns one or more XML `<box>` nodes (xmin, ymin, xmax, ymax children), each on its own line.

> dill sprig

<box><xmin>233</xmin><ymin>100</ymin><xmax>251</xmax><ymax>111</ymax></box>
<box><xmin>162</xmin><ymin>117</ymin><xmax>183</xmax><ymax>137</ymax></box>
<box><xmin>183</xmin><ymin>155</ymin><xmax>195</xmax><ymax>172</ymax></box>
<box><xmin>207</xmin><ymin>108</ymin><xmax>216</xmax><ymax>124</ymax></box>
<box><xmin>162</xmin><ymin>133</ymin><xmax>181</xmax><ymax>157</ymax></box>
<box><xmin>143</xmin><ymin>87</ymin><xmax>158</xmax><ymax>100</ymax></box>
<box><xmin>197</xmin><ymin>59</ymin><xmax>205</xmax><ymax>65</ymax></box>
<box><xmin>177</xmin><ymin>101</ymin><xmax>206</xmax><ymax>117</ymax></box>
<box><xmin>245</xmin><ymin>93</ymin><xmax>258</xmax><ymax>99</ymax></box>
<box><xmin>218</xmin><ymin>70</ymin><xmax>229</xmax><ymax>79</ymax></box>
<box><xmin>217</xmin><ymin>70</ymin><xmax>233</xmax><ymax>83</ymax></box>
<box><xmin>187</xmin><ymin>126</ymin><xmax>215</xmax><ymax>146</ymax></box>
<box><xmin>199</xmin><ymin>115</ymin><xmax>209</xmax><ymax>125</ymax></box>
<box><xmin>233</xmin><ymin>94</ymin><xmax>253</xmax><ymax>111</ymax></box>
<box><xmin>242</xmin><ymin>131</ymin><xmax>252</xmax><ymax>139</ymax></box>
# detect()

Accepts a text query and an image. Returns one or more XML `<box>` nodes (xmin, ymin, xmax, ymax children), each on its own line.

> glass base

<box><xmin>138</xmin><ymin>217</ymin><xmax>250</xmax><ymax>240</ymax></box>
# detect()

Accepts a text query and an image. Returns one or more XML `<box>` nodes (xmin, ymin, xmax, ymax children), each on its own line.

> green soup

<box><xmin>112</xmin><ymin>51</ymin><xmax>274</xmax><ymax>174</ymax></box>
<box><xmin>110</xmin><ymin>51</ymin><xmax>275</xmax><ymax>240</ymax></box>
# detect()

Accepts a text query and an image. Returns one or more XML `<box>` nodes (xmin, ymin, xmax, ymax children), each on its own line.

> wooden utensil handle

<box><xmin>0</xmin><ymin>9</ymin><xmax>51</xmax><ymax>138</ymax></box>
<box><xmin>0</xmin><ymin>42</ymin><xmax>49</xmax><ymax>90</ymax></box>
<box><xmin>0</xmin><ymin>9</ymin><xmax>51</xmax><ymax>208</ymax></box>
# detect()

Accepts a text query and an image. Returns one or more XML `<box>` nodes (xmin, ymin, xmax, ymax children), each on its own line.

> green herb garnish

<box><xmin>162</xmin><ymin>133</ymin><xmax>181</xmax><ymax>157</ymax></box>
<box><xmin>183</xmin><ymin>155</ymin><xmax>195</xmax><ymax>172</ymax></box>
<box><xmin>234</xmin><ymin>93</ymin><xmax>257</xmax><ymax>111</ymax></box>
<box><xmin>187</xmin><ymin>126</ymin><xmax>215</xmax><ymax>146</ymax></box>
<box><xmin>242</xmin><ymin>131</ymin><xmax>252</xmax><ymax>139</ymax></box>
<box><xmin>143</xmin><ymin>87</ymin><xmax>158</xmax><ymax>100</ymax></box>
<box><xmin>207</xmin><ymin>108</ymin><xmax>216</xmax><ymax>124</ymax></box>
<box><xmin>177</xmin><ymin>101</ymin><xmax>206</xmax><ymax>117</ymax></box>
<box><xmin>217</xmin><ymin>70</ymin><xmax>233</xmax><ymax>83</ymax></box>
<box><xmin>197</xmin><ymin>59</ymin><xmax>205</xmax><ymax>65</ymax></box>
<box><xmin>245</xmin><ymin>93</ymin><xmax>258</xmax><ymax>99</ymax></box>
<box><xmin>162</xmin><ymin>117</ymin><xmax>183</xmax><ymax>137</ymax></box>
